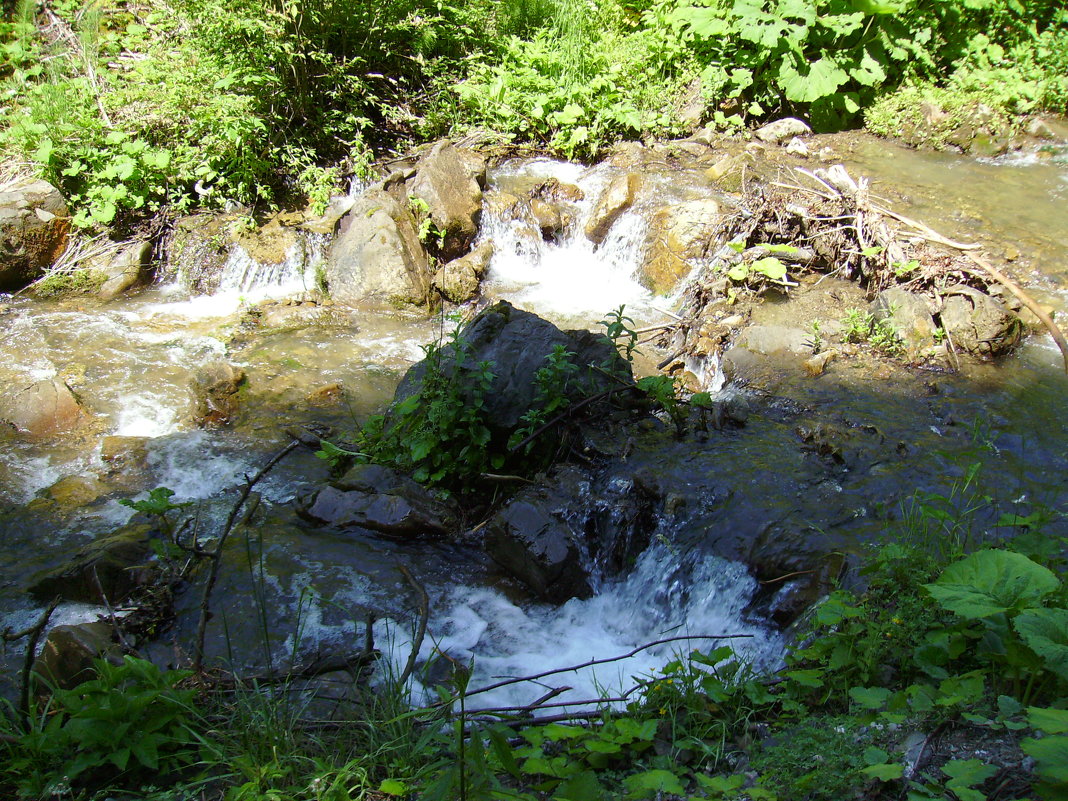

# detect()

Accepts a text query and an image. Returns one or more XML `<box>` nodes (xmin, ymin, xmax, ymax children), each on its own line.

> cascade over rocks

<box><xmin>642</xmin><ymin>199</ymin><xmax>723</xmax><ymax>295</ymax></box>
<box><xmin>0</xmin><ymin>178</ymin><xmax>70</xmax><ymax>291</ymax></box>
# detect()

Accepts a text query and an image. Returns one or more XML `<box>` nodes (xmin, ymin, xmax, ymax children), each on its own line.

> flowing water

<box><xmin>1</xmin><ymin>133</ymin><xmax>1067</xmax><ymax>708</ymax></box>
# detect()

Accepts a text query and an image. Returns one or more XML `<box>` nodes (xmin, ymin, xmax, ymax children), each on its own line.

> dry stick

<box><xmin>192</xmin><ymin>440</ymin><xmax>299</xmax><ymax>673</ymax></box>
<box><xmin>433</xmin><ymin>633</ymin><xmax>753</xmax><ymax>707</ymax></box>
<box><xmin>964</xmin><ymin>255</ymin><xmax>1068</xmax><ymax>374</ymax></box>
<box><xmin>396</xmin><ymin>565</ymin><xmax>429</xmax><ymax>690</ymax></box>
<box><xmin>91</xmin><ymin>566</ymin><xmax>134</xmax><ymax>652</ymax></box>
<box><xmin>508</xmin><ymin>385</ymin><xmax>636</xmax><ymax>454</ymax></box>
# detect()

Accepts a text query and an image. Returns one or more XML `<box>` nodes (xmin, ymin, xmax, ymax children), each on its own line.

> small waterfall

<box><xmin>215</xmin><ymin>237</ymin><xmax>318</xmax><ymax>296</ymax></box>
<box><xmin>479</xmin><ymin>159</ymin><xmax>654</xmax><ymax>322</ymax></box>
<box><xmin>371</xmin><ymin>543</ymin><xmax>782</xmax><ymax>711</ymax></box>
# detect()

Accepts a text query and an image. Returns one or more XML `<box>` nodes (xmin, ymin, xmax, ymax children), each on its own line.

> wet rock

<box><xmin>803</xmin><ymin>349</ymin><xmax>838</xmax><ymax>377</ymax></box>
<box><xmin>530</xmin><ymin>177</ymin><xmax>584</xmax><ymax>204</ymax></box>
<box><xmin>0</xmin><ymin>378</ymin><xmax>90</xmax><ymax>441</ymax></box>
<box><xmin>485</xmin><ymin>494</ymin><xmax>592</xmax><ymax>603</ymax></box>
<box><xmin>432</xmin><ymin>241</ymin><xmax>492</xmax><ymax>304</ymax></box>
<box><xmin>392</xmin><ymin>301</ymin><xmax>633</xmax><ymax>444</ymax></box>
<box><xmin>254</xmin><ymin>301</ymin><xmax>357</xmax><ymax>331</ymax></box>
<box><xmin>870</xmin><ymin>287</ymin><xmax>937</xmax><ymax>357</ymax></box>
<box><xmin>940</xmin><ymin>286</ymin><xmax>1022</xmax><ymax>357</ymax></box>
<box><xmin>736</xmin><ymin>325</ymin><xmax>811</xmax><ymax>355</ymax></box>
<box><xmin>755</xmin><ymin>118</ymin><xmax>811</xmax><ymax>144</ymax></box>
<box><xmin>0</xmin><ymin>178</ymin><xmax>70</xmax><ymax>291</ymax></box>
<box><xmin>166</xmin><ymin>213</ymin><xmax>235</xmax><ymax>291</ymax></box>
<box><xmin>35</xmin><ymin>474</ymin><xmax>111</xmax><ymax>511</ymax></box>
<box><xmin>297</xmin><ymin>464</ymin><xmax>456</xmax><ymax>538</ymax></box>
<box><xmin>327</xmin><ymin>189</ymin><xmax>432</xmax><ymax>307</ymax></box>
<box><xmin>1025</xmin><ymin>117</ymin><xmax>1057</xmax><ymax>140</ymax></box>
<box><xmin>529</xmin><ymin>197</ymin><xmax>569</xmax><ymax>240</ymax></box>
<box><xmin>585</xmin><ymin>172</ymin><xmax>640</xmax><ymax>245</ymax></box>
<box><xmin>307</xmin><ymin>382</ymin><xmax>344</xmax><ymax>407</ymax></box>
<box><xmin>97</xmin><ymin>239</ymin><xmax>153</xmax><ymax>300</ymax></box>
<box><xmin>32</xmin><ymin>621</ymin><xmax>122</xmax><ymax>691</ymax></box>
<box><xmin>406</xmin><ymin>141</ymin><xmax>486</xmax><ymax>261</ymax></box>
<box><xmin>29</xmin><ymin>524</ymin><xmax>155</xmax><ymax>604</ymax></box>
<box><xmin>236</xmin><ymin>215</ymin><xmax>300</xmax><ymax>265</ymax></box>
<box><xmin>98</xmin><ymin>435</ymin><xmax>151</xmax><ymax>490</ymax></box>
<box><xmin>641</xmin><ymin>199</ymin><xmax>722</xmax><ymax>295</ymax></box>
<box><xmin>301</xmin><ymin>194</ymin><xmax>358</xmax><ymax>235</ymax></box>
<box><xmin>190</xmin><ymin>361</ymin><xmax>246</xmax><ymax>428</ymax></box>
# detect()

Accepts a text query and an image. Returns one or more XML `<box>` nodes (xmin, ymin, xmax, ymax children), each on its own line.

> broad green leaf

<box><xmin>924</xmin><ymin>550</ymin><xmax>1059</xmax><ymax>619</ymax></box>
<box><xmin>556</xmin><ymin>770</ymin><xmax>605</xmax><ymax>801</ymax></box>
<box><xmin>943</xmin><ymin>758</ymin><xmax>997</xmax><ymax>787</ymax></box>
<box><xmin>851</xmin><ymin>686</ymin><xmax>892</xmax><ymax>709</ymax></box>
<box><xmin>1029</xmin><ymin>707</ymin><xmax>1068</xmax><ymax>735</ymax></box>
<box><xmin>778</xmin><ymin>55</ymin><xmax>848</xmax><ymax>103</ymax></box>
<box><xmin>751</xmin><ymin>257</ymin><xmax>788</xmax><ymax>281</ymax></box>
<box><xmin>1015</xmin><ymin>608</ymin><xmax>1068</xmax><ymax>680</ymax></box>
<box><xmin>850</xmin><ymin>49</ymin><xmax>888</xmax><ymax>87</ymax></box>
<box><xmin>727</xmin><ymin>263</ymin><xmax>749</xmax><ymax>281</ymax></box>
<box><xmin>378</xmin><ymin>779</ymin><xmax>408</xmax><ymax>795</ymax></box>
<box><xmin>623</xmin><ymin>769</ymin><xmax>685</xmax><ymax>799</ymax></box>
<box><xmin>1022</xmin><ymin>736</ymin><xmax>1068</xmax><ymax>785</ymax></box>
<box><xmin>862</xmin><ymin>763</ymin><xmax>904</xmax><ymax>781</ymax></box>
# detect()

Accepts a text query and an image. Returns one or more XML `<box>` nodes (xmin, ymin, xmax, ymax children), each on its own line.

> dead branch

<box><xmin>193</xmin><ymin>440</ymin><xmax>299</xmax><ymax>672</ymax></box>
<box><xmin>396</xmin><ymin>565</ymin><xmax>429</xmax><ymax>689</ymax></box>
<box><xmin>15</xmin><ymin>598</ymin><xmax>61</xmax><ymax>725</ymax></box>
<box><xmin>432</xmin><ymin>633</ymin><xmax>754</xmax><ymax>707</ymax></box>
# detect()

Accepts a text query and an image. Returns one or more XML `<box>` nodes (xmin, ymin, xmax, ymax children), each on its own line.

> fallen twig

<box><xmin>193</xmin><ymin>440</ymin><xmax>299</xmax><ymax>672</ymax></box>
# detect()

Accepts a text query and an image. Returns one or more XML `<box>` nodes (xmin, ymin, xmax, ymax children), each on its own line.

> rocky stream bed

<box><xmin>1</xmin><ymin>122</ymin><xmax>1067</xmax><ymax>714</ymax></box>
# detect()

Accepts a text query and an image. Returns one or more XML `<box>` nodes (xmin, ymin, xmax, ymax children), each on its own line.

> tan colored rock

<box><xmin>190</xmin><ymin>361</ymin><xmax>246</xmax><ymax>428</ymax></box>
<box><xmin>804</xmin><ymin>349</ymin><xmax>838</xmax><ymax>377</ymax></box>
<box><xmin>0</xmin><ymin>178</ymin><xmax>70</xmax><ymax>291</ymax></box>
<box><xmin>97</xmin><ymin>239</ymin><xmax>153</xmax><ymax>300</ymax></box>
<box><xmin>167</xmin><ymin>213</ymin><xmax>235</xmax><ymax>291</ymax></box>
<box><xmin>307</xmin><ymin>382</ymin><xmax>344</xmax><ymax>406</ymax></box>
<box><xmin>406</xmin><ymin>141</ymin><xmax>486</xmax><ymax>260</ymax></box>
<box><xmin>32</xmin><ymin>622</ymin><xmax>122</xmax><ymax>691</ymax></box>
<box><xmin>236</xmin><ymin>215</ymin><xmax>299</xmax><ymax>265</ymax></box>
<box><xmin>640</xmin><ymin>199</ymin><xmax>721</xmax><ymax>296</ymax></box>
<box><xmin>327</xmin><ymin>189</ymin><xmax>431</xmax><ymax>308</ymax></box>
<box><xmin>1</xmin><ymin>378</ymin><xmax>90</xmax><ymax>441</ymax></box>
<box><xmin>37</xmin><ymin>474</ymin><xmax>110</xmax><ymax>510</ymax></box>
<box><xmin>433</xmin><ymin>241</ymin><xmax>493</xmax><ymax>304</ymax></box>
<box><xmin>755</xmin><ymin>117</ymin><xmax>811</xmax><ymax>144</ymax></box>
<box><xmin>584</xmin><ymin>172</ymin><xmax>640</xmax><ymax>245</ymax></box>
<box><xmin>99</xmin><ymin>435</ymin><xmax>151</xmax><ymax>489</ymax></box>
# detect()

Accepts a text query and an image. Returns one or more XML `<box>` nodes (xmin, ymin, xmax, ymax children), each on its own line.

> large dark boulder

<box><xmin>32</xmin><ymin>621</ymin><xmax>122</xmax><ymax>691</ymax></box>
<box><xmin>0</xmin><ymin>179</ymin><xmax>70</xmax><ymax>291</ymax></box>
<box><xmin>392</xmin><ymin>300</ymin><xmax>633</xmax><ymax>444</ymax></box>
<box><xmin>485</xmin><ymin>494</ymin><xmax>592</xmax><ymax>603</ymax></box>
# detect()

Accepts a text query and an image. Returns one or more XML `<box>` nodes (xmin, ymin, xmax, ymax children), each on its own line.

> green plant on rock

<box><xmin>509</xmin><ymin>344</ymin><xmax>581</xmax><ymax>454</ymax></box>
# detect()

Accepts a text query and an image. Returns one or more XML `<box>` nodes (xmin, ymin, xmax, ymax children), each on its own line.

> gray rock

<box><xmin>301</xmin><ymin>194</ymin><xmax>358</xmax><ymax>235</ymax></box>
<box><xmin>1</xmin><ymin>378</ymin><xmax>90</xmax><ymax>441</ymax></box>
<box><xmin>190</xmin><ymin>361</ymin><xmax>246</xmax><ymax>428</ymax></box>
<box><xmin>940</xmin><ymin>286</ymin><xmax>1022</xmax><ymax>357</ymax></box>
<box><xmin>432</xmin><ymin>241</ymin><xmax>492</xmax><ymax>303</ymax></box>
<box><xmin>297</xmin><ymin>464</ymin><xmax>455</xmax><ymax>538</ymax></box>
<box><xmin>97</xmin><ymin>239</ymin><xmax>153</xmax><ymax>300</ymax></box>
<box><xmin>29</xmin><ymin>524</ymin><xmax>155</xmax><ymax>604</ymax></box>
<box><xmin>326</xmin><ymin>189</ymin><xmax>431</xmax><ymax>307</ymax></box>
<box><xmin>406</xmin><ymin>141</ymin><xmax>486</xmax><ymax>260</ymax></box>
<box><xmin>0</xmin><ymin>178</ymin><xmax>70</xmax><ymax>291</ymax></box>
<box><xmin>485</xmin><ymin>496</ymin><xmax>592</xmax><ymax>603</ymax></box>
<box><xmin>755</xmin><ymin>118</ymin><xmax>812</xmax><ymax>144</ymax></box>
<box><xmin>585</xmin><ymin>172</ymin><xmax>640</xmax><ymax>245</ymax></box>
<box><xmin>391</xmin><ymin>300</ymin><xmax>633</xmax><ymax>444</ymax></box>
<box><xmin>166</xmin><ymin>213</ymin><xmax>235</xmax><ymax>291</ymax></box>
<box><xmin>870</xmin><ymin>287</ymin><xmax>936</xmax><ymax>357</ymax></box>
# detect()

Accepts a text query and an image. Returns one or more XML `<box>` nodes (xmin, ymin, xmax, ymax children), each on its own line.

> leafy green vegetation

<box><xmin>2</xmin><ymin>0</ymin><xmax>1065</xmax><ymax>228</ymax></box>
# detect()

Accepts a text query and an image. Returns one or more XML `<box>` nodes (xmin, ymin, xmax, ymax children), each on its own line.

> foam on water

<box><xmin>146</xmin><ymin>431</ymin><xmax>253</xmax><ymax>501</ymax></box>
<box><xmin>374</xmin><ymin>544</ymin><xmax>782</xmax><ymax>712</ymax></box>
<box><xmin>481</xmin><ymin>160</ymin><xmax>653</xmax><ymax>321</ymax></box>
